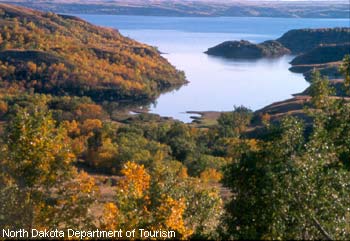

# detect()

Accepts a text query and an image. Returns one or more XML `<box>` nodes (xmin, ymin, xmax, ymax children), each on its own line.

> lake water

<box><xmin>75</xmin><ymin>15</ymin><xmax>349</xmax><ymax>122</ymax></box>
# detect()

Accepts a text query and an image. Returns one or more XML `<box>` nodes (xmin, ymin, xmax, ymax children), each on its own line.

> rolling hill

<box><xmin>0</xmin><ymin>3</ymin><xmax>187</xmax><ymax>102</ymax></box>
<box><xmin>2</xmin><ymin>0</ymin><xmax>349</xmax><ymax>18</ymax></box>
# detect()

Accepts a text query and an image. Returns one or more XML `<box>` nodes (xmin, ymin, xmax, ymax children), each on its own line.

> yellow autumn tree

<box><xmin>101</xmin><ymin>161</ymin><xmax>190</xmax><ymax>237</ymax></box>
<box><xmin>156</xmin><ymin>196</ymin><xmax>193</xmax><ymax>239</ymax></box>
<box><xmin>0</xmin><ymin>105</ymin><xmax>98</xmax><ymax>230</ymax></box>
<box><xmin>101</xmin><ymin>159</ymin><xmax>222</xmax><ymax>239</ymax></box>
<box><xmin>100</xmin><ymin>161</ymin><xmax>152</xmax><ymax>232</ymax></box>
<box><xmin>0</xmin><ymin>100</ymin><xmax>7</xmax><ymax>117</ymax></box>
<box><xmin>100</xmin><ymin>202</ymin><xmax>119</xmax><ymax>230</ymax></box>
<box><xmin>200</xmin><ymin>168</ymin><xmax>223</xmax><ymax>183</ymax></box>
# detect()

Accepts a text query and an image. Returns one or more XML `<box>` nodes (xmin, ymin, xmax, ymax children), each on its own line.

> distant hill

<box><xmin>282</xmin><ymin>28</ymin><xmax>350</xmax><ymax>81</ymax></box>
<box><xmin>290</xmin><ymin>43</ymin><xmax>350</xmax><ymax>65</ymax></box>
<box><xmin>2</xmin><ymin>0</ymin><xmax>349</xmax><ymax>18</ymax></box>
<box><xmin>289</xmin><ymin>43</ymin><xmax>350</xmax><ymax>82</ymax></box>
<box><xmin>0</xmin><ymin>4</ymin><xmax>186</xmax><ymax>102</ymax></box>
<box><xmin>277</xmin><ymin>28</ymin><xmax>350</xmax><ymax>54</ymax></box>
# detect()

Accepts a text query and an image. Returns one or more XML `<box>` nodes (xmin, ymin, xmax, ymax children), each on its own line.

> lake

<box><xmin>75</xmin><ymin>15</ymin><xmax>349</xmax><ymax>122</ymax></box>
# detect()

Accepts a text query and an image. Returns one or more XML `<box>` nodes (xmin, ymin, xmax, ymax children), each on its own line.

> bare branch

<box><xmin>312</xmin><ymin>216</ymin><xmax>334</xmax><ymax>241</ymax></box>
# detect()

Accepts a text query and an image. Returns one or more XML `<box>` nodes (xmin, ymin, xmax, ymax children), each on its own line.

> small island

<box><xmin>205</xmin><ymin>27</ymin><xmax>350</xmax><ymax>81</ymax></box>
<box><xmin>205</xmin><ymin>40</ymin><xmax>291</xmax><ymax>59</ymax></box>
<box><xmin>206</xmin><ymin>28</ymin><xmax>350</xmax><ymax>60</ymax></box>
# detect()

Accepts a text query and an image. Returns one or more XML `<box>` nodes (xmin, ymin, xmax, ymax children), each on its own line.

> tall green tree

<box><xmin>340</xmin><ymin>54</ymin><xmax>350</xmax><ymax>95</ymax></box>
<box><xmin>217</xmin><ymin>106</ymin><xmax>252</xmax><ymax>138</ymax></box>
<box><xmin>222</xmin><ymin>112</ymin><xmax>350</xmax><ymax>240</ymax></box>
<box><xmin>309</xmin><ymin>70</ymin><xmax>335</xmax><ymax>109</ymax></box>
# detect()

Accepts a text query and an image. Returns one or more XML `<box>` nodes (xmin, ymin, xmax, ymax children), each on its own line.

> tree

<box><xmin>27</xmin><ymin>61</ymin><xmax>37</xmax><ymax>74</ymax></box>
<box><xmin>4</xmin><ymin>106</ymin><xmax>73</xmax><ymax>189</ymax></box>
<box><xmin>339</xmin><ymin>54</ymin><xmax>350</xmax><ymax>95</ymax></box>
<box><xmin>309</xmin><ymin>70</ymin><xmax>335</xmax><ymax>109</ymax></box>
<box><xmin>222</xmin><ymin>111</ymin><xmax>350</xmax><ymax>240</ymax></box>
<box><xmin>101</xmin><ymin>159</ymin><xmax>222</xmax><ymax>239</ymax></box>
<box><xmin>164</xmin><ymin>122</ymin><xmax>196</xmax><ymax>162</ymax></box>
<box><xmin>217</xmin><ymin>106</ymin><xmax>252</xmax><ymax>138</ymax></box>
<box><xmin>0</xmin><ymin>100</ymin><xmax>8</xmax><ymax>118</ymax></box>
<box><xmin>100</xmin><ymin>161</ymin><xmax>192</xmax><ymax>238</ymax></box>
<box><xmin>0</xmin><ymin>106</ymin><xmax>97</xmax><ymax>229</ymax></box>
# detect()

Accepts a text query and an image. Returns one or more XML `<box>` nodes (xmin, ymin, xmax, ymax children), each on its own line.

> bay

<box><xmin>75</xmin><ymin>15</ymin><xmax>349</xmax><ymax>122</ymax></box>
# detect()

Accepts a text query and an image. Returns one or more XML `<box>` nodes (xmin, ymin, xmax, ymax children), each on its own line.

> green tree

<box><xmin>222</xmin><ymin>112</ymin><xmax>350</xmax><ymax>240</ymax></box>
<box><xmin>309</xmin><ymin>70</ymin><xmax>335</xmax><ymax>109</ymax></box>
<box><xmin>217</xmin><ymin>106</ymin><xmax>252</xmax><ymax>138</ymax></box>
<box><xmin>164</xmin><ymin>122</ymin><xmax>196</xmax><ymax>162</ymax></box>
<box><xmin>339</xmin><ymin>54</ymin><xmax>350</xmax><ymax>95</ymax></box>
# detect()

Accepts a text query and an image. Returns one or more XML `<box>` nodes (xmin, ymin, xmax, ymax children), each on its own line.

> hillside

<box><xmin>289</xmin><ymin>62</ymin><xmax>343</xmax><ymax>82</ymax></box>
<box><xmin>0</xmin><ymin>3</ymin><xmax>186</xmax><ymax>102</ymax></box>
<box><xmin>2</xmin><ymin>0</ymin><xmax>349</xmax><ymax>18</ymax></box>
<box><xmin>290</xmin><ymin>43</ymin><xmax>350</xmax><ymax>65</ymax></box>
<box><xmin>0</xmin><ymin>3</ymin><xmax>350</xmax><ymax>239</ymax></box>
<box><xmin>277</xmin><ymin>28</ymin><xmax>350</xmax><ymax>54</ymax></box>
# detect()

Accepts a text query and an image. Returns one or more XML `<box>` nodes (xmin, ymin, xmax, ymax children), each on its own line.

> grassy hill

<box><xmin>290</xmin><ymin>43</ymin><xmax>350</xmax><ymax>65</ymax></box>
<box><xmin>277</xmin><ymin>28</ymin><xmax>350</xmax><ymax>54</ymax></box>
<box><xmin>0</xmin><ymin>3</ymin><xmax>186</xmax><ymax>102</ymax></box>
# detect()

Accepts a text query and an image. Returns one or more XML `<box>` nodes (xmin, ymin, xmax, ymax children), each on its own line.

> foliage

<box><xmin>221</xmin><ymin>65</ymin><xmax>350</xmax><ymax>240</ymax></box>
<box><xmin>222</xmin><ymin>113</ymin><xmax>350</xmax><ymax>240</ymax></box>
<box><xmin>101</xmin><ymin>160</ymin><xmax>222</xmax><ymax>239</ymax></box>
<box><xmin>0</xmin><ymin>4</ymin><xmax>349</xmax><ymax>240</ymax></box>
<box><xmin>0</xmin><ymin>4</ymin><xmax>186</xmax><ymax>102</ymax></box>
<box><xmin>217</xmin><ymin>106</ymin><xmax>253</xmax><ymax>138</ymax></box>
<box><xmin>339</xmin><ymin>54</ymin><xmax>350</xmax><ymax>94</ymax></box>
<box><xmin>309</xmin><ymin>70</ymin><xmax>335</xmax><ymax>109</ymax></box>
<box><xmin>0</xmin><ymin>106</ymin><xmax>97</xmax><ymax>230</ymax></box>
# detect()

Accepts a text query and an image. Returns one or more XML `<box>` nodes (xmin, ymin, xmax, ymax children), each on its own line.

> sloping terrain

<box><xmin>0</xmin><ymin>3</ymin><xmax>186</xmax><ymax>102</ymax></box>
<box><xmin>277</xmin><ymin>28</ymin><xmax>350</xmax><ymax>54</ymax></box>
<box><xmin>290</xmin><ymin>44</ymin><xmax>350</xmax><ymax>65</ymax></box>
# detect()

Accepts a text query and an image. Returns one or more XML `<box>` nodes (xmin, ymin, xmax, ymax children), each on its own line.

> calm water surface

<box><xmin>75</xmin><ymin>15</ymin><xmax>349</xmax><ymax>122</ymax></box>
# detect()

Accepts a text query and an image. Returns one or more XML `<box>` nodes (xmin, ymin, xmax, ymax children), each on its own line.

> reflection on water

<box><xmin>149</xmin><ymin>53</ymin><xmax>308</xmax><ymax>122</ymax></box>
<box><xmin>75</xmin><ymin>15</ymin><xmax>349</xmax><ymax>122</ymax></box>
<box><xmin>118</xmin><ymin>28</ymin><xmax>310</xmax><ymax>122</ymax></box>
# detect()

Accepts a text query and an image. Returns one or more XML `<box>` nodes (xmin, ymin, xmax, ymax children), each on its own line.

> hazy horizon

<box><xmin>4</xmin><ymin>0</ymin><xmax>349</xmax><ymax>2</ymax></box>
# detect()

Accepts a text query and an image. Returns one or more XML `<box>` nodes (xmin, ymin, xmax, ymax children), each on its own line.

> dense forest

<box><xmin>1</xmin><ymin>3</ymin><xmax>350</xmax><ymax>240</ymax></box>
<box><xmin>0</xmin><ymin>4</ymin><xmax>186</xmax><ymax>102</ymax></box>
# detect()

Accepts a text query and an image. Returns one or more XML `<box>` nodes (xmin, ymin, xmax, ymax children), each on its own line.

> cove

<box><xmin>75</xmin><ymin>15</ymin><xmax>349</xmax><ymax>122</ymax></box>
